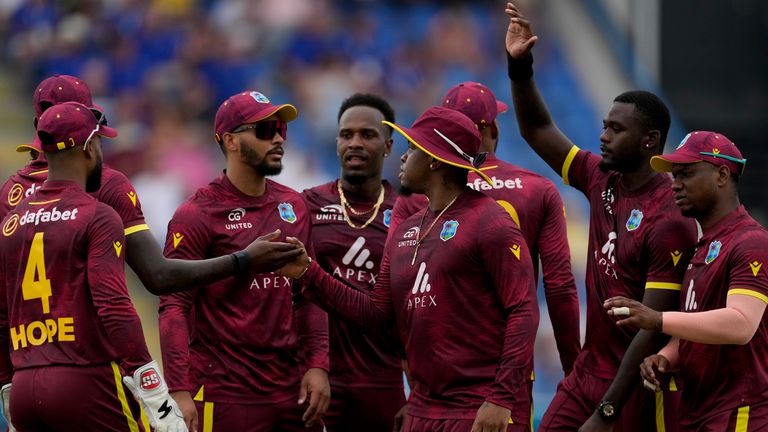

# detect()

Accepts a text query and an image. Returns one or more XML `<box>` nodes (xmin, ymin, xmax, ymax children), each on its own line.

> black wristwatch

<box><xmin>597</xmin><ymin>400</ymin><xmax>618</xmax><ymax>420</ymax></box>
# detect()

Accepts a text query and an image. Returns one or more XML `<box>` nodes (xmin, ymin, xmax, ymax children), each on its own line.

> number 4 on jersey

<box><xmin>22</xmin><ymin>232</ymin><xmax>52</xmax><ymax>314</ymax></box>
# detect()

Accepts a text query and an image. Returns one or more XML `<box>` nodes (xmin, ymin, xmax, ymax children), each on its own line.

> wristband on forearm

<box><xmin>507</xmin><ymin>51</ymin><xmax>534</xmax><ymax>82</ymax></box>
<box><xmin>231</xmin><ymin>250</ymin><xmax>250</xmax><ymax>272</ymax></box>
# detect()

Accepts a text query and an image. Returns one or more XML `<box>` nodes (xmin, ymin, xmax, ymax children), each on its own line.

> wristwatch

<box><xmin>597</xmin><ymin>400</ymin><xmax>618</xmax><ymax>420</ymax></box>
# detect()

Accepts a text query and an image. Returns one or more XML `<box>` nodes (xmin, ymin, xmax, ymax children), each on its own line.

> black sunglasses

<box><xmin>232</xmin><ymin>120</ymin><xmax>287</xmax><ymax>140</ymax></box>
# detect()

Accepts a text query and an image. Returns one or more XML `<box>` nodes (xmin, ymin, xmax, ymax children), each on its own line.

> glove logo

<box><xmin>157</xmin><ymin>400</ymin><xmax>172</xmax><ymax>419</ymax></box>
<box><xmin>140</xmin><ymin>369</ymin><xmax>161</xmax><ymax>390</ymax></box>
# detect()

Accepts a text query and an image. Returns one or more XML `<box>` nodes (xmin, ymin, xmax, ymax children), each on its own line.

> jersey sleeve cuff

<box><xmin>124</xmin><ymin>223</ymin><xmax>150</xmax><ymax>236</ymax></box>
<box><xmin>561</xmin><ymin>145</ymin><xmax>580</xmax><ymax>186</ymax></box>
<box><xmin>645</xmin><ymin>281</ymin><xmax>682</xmax><ymax>291</ymax></box>
<box><xmin>728</xmin><ymin>288</ymin><xmax>768</xmax><ymax>303</ymax></box>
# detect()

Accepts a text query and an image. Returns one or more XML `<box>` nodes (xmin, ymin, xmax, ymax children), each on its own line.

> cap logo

<box><xmin>712</xmin><ymin>148</ymin><xmax>720</xmax><ymax>154</ymax></box>
<box><xmin>676</xmin><ymin>132</ymin><xmax>692</xmax><ymax>150</ymax></box>
<box><xmin>250</xmin><ymin>91</ymin><xmax>270</xmax><ymax>104</ymax></box>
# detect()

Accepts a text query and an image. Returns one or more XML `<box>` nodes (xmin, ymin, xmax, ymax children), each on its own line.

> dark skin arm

<box><xmin>126</xmin><ymin>229</ymin><xmax>303</xmax><ymax>295</ymax></box>
<box><xmin>505</xmin><ymin>2</ymin><xmax>576</xmax><ymax>173</ymax></box>
<box><xmin>578</xmin><ymin>289</ymin><xmax>678</xmax><ymax>432</ymax></box>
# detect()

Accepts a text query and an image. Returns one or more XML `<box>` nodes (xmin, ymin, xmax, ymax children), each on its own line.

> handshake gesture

<box><xmin>123</xmin><ymin>361</ymin><xmax>187</xmax><ymax>432</ymax></box>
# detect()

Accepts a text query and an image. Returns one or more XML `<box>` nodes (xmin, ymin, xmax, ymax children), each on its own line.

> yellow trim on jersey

<box><xmin>193</xmin><ymin>385</ymin><xmax>205</xmax><ymax>401</ymax></box>
<box><xmin>561</xmin><ymin>145</ymin><xmax>580</xmax><ymax>186</ymax></box>
<box><xmin>496</xmin><ymin>200</ymin><xmax>521</xmax><ymax>227</ymax></box>
<box><xmin>655</xmin><ymin>391</ymin><xmax>666</xmax><ymax>432</ymax></box>
<box><xmin>478</xmin><ymin>165</ymin><xmax>499</xmax><ymax>171</ymax></box>
<box><xmin>124</xmin><ymin>224</ymin><xmax>150</xmax><ymax>236</ymax></box>
<box><xmin>203</xmin><ymin>402</ymin><xmax>214</xmax><ymax>432</ymax></box>
<box><xmin>29</xmin><ymin>169</ymin><xmax>48</xmax><ymax>176</ymax></box>
<box><xmin>29</xmin><ymin>198</ymin><xmax>61</xmax><ymax>205</ymax></box>
<box><xmin>110</xmin><ymin>362</ymin><xmax>140</xmax><ymax>432</ymax></box>
<box><xmin>735</xmin><ymin>405</ymin><xmax>750</xmax><ymax>432</ymax></box>
<box><xmin>645</xmin><ymin>282</ymin><xmax>682</xmax><ymax>291</ymax></box>
<box><xmin>728</xmin><ymin>288</ymin><xmax>768</xmax><ymax>304</ymax></box>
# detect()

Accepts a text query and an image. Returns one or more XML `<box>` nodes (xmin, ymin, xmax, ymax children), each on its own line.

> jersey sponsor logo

<box><xmin>10</xmin><ymin>317</ymin><xmax>76</xmax><ymax>350</ymax></box>
<box><xmin>439</xmin><ymin>220</ymin><xmax>459</xmax><ymax>241</ymax></box>
<box><xmin>684</xmin><ymin>280</ymin><xmax>698</xmax><ymax>311</ymax></box>
<box><xmin>332</xmin><ymin>236</ymin><xmax>378</xmax><ymax>284</ymax></box>
<box><xmin>509</xmin><ymin>244</ymin><xmax>521</xmax><ymax>260</ymax></box>
<box><xmin>127</xmin><ymin>191</ymin><xmax>138</xmax><ymax>207</ymax></box>
<box><xmin>2</xmin><ymin>214</ymin><xmax>19</xmax><ymax>237</ymax></box>
<box><xmin>750</xmin><ymin>260</ymin><xmax>762</xmax><ymax>277</ymax></box>
<box><xmin>140</xmin><ymin>368</ymin><xmax>161</xmax><ymax>390</ymax></box>
<box><xmin>468</xmin><ymin>176</ymin><xmax>524</xmax><ymax>191</ymax></box>
<box><xmin>18</xmin><ymin>207</ymin><xmax>79</xmax><ymax>227</ymax></box>
<box><xmin>172</xmin><ymin>232</ymin><xmax>184</xmax><ymax>248</ymax></box>
<box><xmin>671</xmin><ymin>250</ymin><xmax>683</xmax><ymax>266</ymax></box>
<box><xmin>113</xmin><ymin>241</ymin><xmax>123</xmax><ymax>257</ymax></box>
<box><xmin>601</xmin><ymin>187</ymin><xmax>615</xmax><ymax>215</ymax></box>
<box><xmin>315</xmin><ymin>204</ymin><xmax>345</xmax><ymax>222</ymax></box>
<box><xmin>249</xmin><ymin>273</ymin><xmax>292</xmax><ymax>290</ymax></box>
<box><xmin>250</xmin><ymin>91</ymin><xmax>270</xmax><ymax>103</ymax></box>
<box><xmin>676</xmin><ymin>132</ymin><xmax>692</xmax><ymax>150</ymax></box>
<box><xmin>704</xmin><ymin>240</ymin><xmax>721</xmax><ymax>264</ymax></box>
<box><xmin>626</xmin><ymin>209</ymin><xmax>643</xmax><ymax>231</ymax></box>
<box><xmin>407</xmin><ymin>262</ymin><xmax>437</xmax><ymax>310</ymax></box>
<box><xmin>228</xmin><ymin>208</ymin><xmax>246</xmax><ymax>221</ymax></box>
<box><xmin>278</xmin><ymin>203</ymin><xmax>297</xmax><ymax>224</ymax></box>
<box><xmin>8</xmin><ymin>183</ymin><xmax>23</xmax><ymax>207</ymax></box>
<box><xmin>383</xmin><ymin>209</ymin><xmax>392</xmax><ymax>227</ymax></box>
<box><xmin>398</xmin><ymin>226</ymin><xmax>419</xmax><ymax>247</ymax></box>
<box><xmin>225</xmin><ymin>208</ymin><xmax>253</xmax><ymax>230</ymax></box>
<box><xmin>596</xmin><ymin>231</ymin><xmax>618</xmax><ymax>279</ymax></box>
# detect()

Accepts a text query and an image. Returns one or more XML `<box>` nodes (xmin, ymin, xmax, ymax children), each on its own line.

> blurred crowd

<box><xmin>0</xmin><ymin>0</ymin><xmax>599</xmax><ymax>416</ymax></box>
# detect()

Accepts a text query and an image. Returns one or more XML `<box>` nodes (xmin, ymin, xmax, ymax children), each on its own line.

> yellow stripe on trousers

<box><xmin>110</xmin><ymin>362</ymin><xmax>140</xmax><ymax>432</ymax></box>
<box><xmin>655</xmin><ymin>391</ymin><xmax>665</xmax><ymax>432</ymax></box>
<box><xmin>735</xmin><ymin>406</ymin><xmax>750</xmax><ymax>432</ymax></box>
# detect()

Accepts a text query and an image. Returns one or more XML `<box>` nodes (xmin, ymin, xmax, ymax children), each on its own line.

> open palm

<box><xmin>505</xmin><ymin>2</ymin><xmax>538</xmax><ymax>58</ymax></box>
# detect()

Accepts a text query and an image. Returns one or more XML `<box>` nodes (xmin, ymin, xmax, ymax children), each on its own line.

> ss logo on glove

<box><xmin>141</xmin><ymin>369</ymin><xmax>161</xmax><ymax>390</ymax></box>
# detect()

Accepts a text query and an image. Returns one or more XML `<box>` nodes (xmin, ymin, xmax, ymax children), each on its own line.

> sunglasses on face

<box><xmin>232</xmin><ymin>120</ymin><xmax>287</xmax><ymax>140</ymax></box>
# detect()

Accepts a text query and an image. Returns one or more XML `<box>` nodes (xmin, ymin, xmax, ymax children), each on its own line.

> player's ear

<box><xmin>221</xmin><ymin>132</ymin><xmax>239</xmax><ymax>154</ymax></box>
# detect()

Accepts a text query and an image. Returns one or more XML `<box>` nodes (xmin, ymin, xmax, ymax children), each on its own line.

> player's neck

<box><xmin>425</xmin><ymin>180</ymin><xmax>464</xmax><ymax>212</ymax></box>
<box><xmin>226</xmin><ymin>164</ymin><xmax>266</xmax><ymax>197</ymax></box>
<box><xmin>620</xmin><ymin>163</ymin><xmax>658</xmax><ymax>192</ymax></box>
<box><xmin>339</xmin><ymin>175</ymin><xmax>382</xmax><ymax>200</ymax></box>
<box><xmin>699</xmin><ymin>194</ymin><xmax>741</xmax><ymax>230</ymax></box>
<box><xmin>46</xmin><ymin>163</ymin><xmax>86</xmax><ymax>190</ymax></box>
<box><xmin>479</xmin><ymin>137</ymin><xmax>496</xmax><ymax>156</ymax></box>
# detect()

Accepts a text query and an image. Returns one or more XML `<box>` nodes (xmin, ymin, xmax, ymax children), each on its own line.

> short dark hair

<box><xmin>614</xmin><ymin>90</ymin><xmax>671</xmax><ymax>146</ymax></box>
<box><xmin>338</xmin><ymin>93</ymin><xmax>395</xmax><ymax>135</ymax></box>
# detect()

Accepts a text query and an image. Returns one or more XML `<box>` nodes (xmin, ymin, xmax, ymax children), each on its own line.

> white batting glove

<box><xmin>0</xmin><ymin>383</ymin><xmax>16</xmax><ymax>432</ymax></box>
<box><xmin>123</xmin><ymin>361</ymin><xmax>187</xmax><ymax>432</ymax></box>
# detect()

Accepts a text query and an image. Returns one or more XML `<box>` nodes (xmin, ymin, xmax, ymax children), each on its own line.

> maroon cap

<box><xmin>36</xmin><ymin>102</ymin><xmax>117</xmax><ymax>153</ymax></box>
<box><xmin>441</xmin><ymin>82</ymin><xmax>508</xmax><ymax>127</ymax></box>
<box><xmin>214</xmin><ymin>90</ymin><xmax>298</xmax><ymax>143</ymax></box>
<box><xmin>650</xmin><ymin>131</ymin><xmax>746</xmax><ymax>175</ymax></box>
<box><xmin>383</xmin><ymin>106</ymin><xmax>492</xmax><ymax>184</ymax></box>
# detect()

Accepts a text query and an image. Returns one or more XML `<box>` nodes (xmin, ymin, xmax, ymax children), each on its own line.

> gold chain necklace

<box><xmin>411</xmin><ymin>193</ymin><xmax>460</xmax><ymax>265</ymax></box>
<box><xmin>337</xmin><ymin>180</ymin><xmax>385</xmax><ymax>230</ymax></box>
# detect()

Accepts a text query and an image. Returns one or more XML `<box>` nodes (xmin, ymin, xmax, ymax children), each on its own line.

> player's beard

<box><xmin>243</xmin><ymin>145</ymin><xmax>282</xmax><ymax>176</ymax></box>
<box><xmin>342</xmin><ymin>172</ymin><xmax>368</xmax><ymax>186</ymax></box>
<box><xmin>85</xmin><ymin>158</ymin><xmax>103</xmax><ymax>193</ymax></box>
<box><xmin>398</xmin><ymin>185</ymin><xmax>413</xmax><ymax>196</ymax></box>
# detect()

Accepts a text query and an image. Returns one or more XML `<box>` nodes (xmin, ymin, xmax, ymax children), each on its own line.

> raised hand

<box><xmin>505</xmin><ymin>2</ymin><xmax>539</xmax><ymax>58</ymax></box>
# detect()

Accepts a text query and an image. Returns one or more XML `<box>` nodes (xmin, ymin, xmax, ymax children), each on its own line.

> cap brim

<box><xmin>650</xmin><ymin>154</ymin><xmax>702</xmax><ymax>172</ymax></box>
<box><xmin>16</xmin><ymin>136</ymin><xmax>42</xmax><ymax>153</ymax></box>
<box><xmin>383</xmin><ymin>120</ymin><xmax>493</xmax><ymax>185</ymax></box>
<box><xmin>244</xmin><ymin>104</ymin><xmax>299</xmax><ymax>124</ymax></box>
<box><xmin>496</xmin><ymin>101</ymin><xmax>509</xmax><ymax>115</ymax></box>
<box><xmin>97</xmin><ymin>125</ymin><xmax>118</xmax><ymax>139</ymax></box>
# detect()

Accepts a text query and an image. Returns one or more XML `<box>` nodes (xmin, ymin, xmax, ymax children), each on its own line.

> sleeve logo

<box><xmin>750</xmin><ymin>261</ymin><xmax>762</xmax><ymax>277</ymax></box>
<box><xmin>140</xmin><ymin>369</ymin><xmax>161</xmax><ymax>390</ymax></box>
<box><xmin>625</xmin><ymin>209</ymin><xmax>643</xmax><ymax>231</ymax></box>
<box><xmin>278</xmin><ymin>203</ymin><xmax>297</xmax><ymax>224</ymax></box>
<box><xmin>704</xmin><ymin>240</ymin><xmax>722</xmax><ymax>264</ymax></box>
<box><xmin>113</xmin><ymin>241</ymin><xmax>123</xmax><ymax>257</ymax></box>
<box><xmin>439</xmin><ymin>220</ymin><xmax>459</xmax><ymax>241</ymax></box>
<box><xmin>126</xmin><ymin>191</ymin><xmax>138</xmax><ymax>207</ymax></box>
<box><xmin>509</xmin><ymin>244</ymin><xmax>521</xmax><ymax>260</ymax></box>
<box><xmin>670</xmin><ymin>250</ymin><xmax>682</xmax><ymax>266</ymax></box>
<box><xmin>172</xmin><ymin>232</ymin><xmax>184</xmax><ymax>248</ymax></box>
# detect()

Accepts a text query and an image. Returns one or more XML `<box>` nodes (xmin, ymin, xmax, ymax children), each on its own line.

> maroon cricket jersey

<box><xmin>677</xmin><ymin>206</ymin><xmax>768</xmax><ymax>424</ymax></box>
<box><xmin>0</xmin><ymin>180</ymin><xmax>151</xmax><ymax>384</ymax></box>
<box><xmin>0</xmin><ymin>160</ymin><xmax>148</xmax><ymax>236</ymax></box>
<box><xmin>159</xmin><ymin>174</ymin><xmax>329</xmax><ymax>404</ymax></box>
<box><xmin>302</xmin><ymin>189</ymin><xmax>538</xmax><ymax>422</ymax></box>
<box><xmin>390</xmin><ymin>155</ymin><xmax>581</xmax><ymax>372</ymax></box>
<box><xmin>301</xmin><ymin>180</ymin><xmax>403</xmax><ymax>389</ymax></box>
<box><xmin>562</xmin><ymin>147</ymin><xmax>697</xmax><ymax>378</ymax></box>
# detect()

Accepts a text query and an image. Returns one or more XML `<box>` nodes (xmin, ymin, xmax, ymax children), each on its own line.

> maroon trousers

<box><xmin>323</xmin><ymin>385</ymin><xmax>406</xmax><ymax>432</ymax></box>
<box><xmin>193</xmin><ymin>396</ymin><xmax>323</xmax><ymax>432</ymax></box>
<box><xmin>11</xmin><ymin>363</ymin><xmax>146</xmax><ymax>432</ymax></box>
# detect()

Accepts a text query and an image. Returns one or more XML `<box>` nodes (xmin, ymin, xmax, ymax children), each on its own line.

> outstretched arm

<box><xmin>505</xmin><ymin>2</ymin><xmax>577</xmax><ymax>174</ymax></box>
<box><xmin>126</xmin><ymin>228</ymin><xmax>303</xmax><ymax>295</ymax></box>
